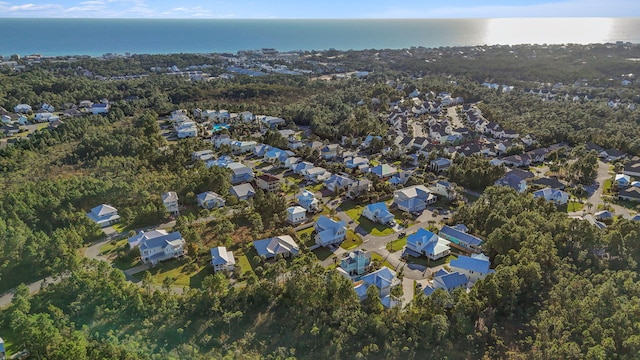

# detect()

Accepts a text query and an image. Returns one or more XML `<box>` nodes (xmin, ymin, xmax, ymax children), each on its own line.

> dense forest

<box><xmin>1</xmin><ymin>44</ymin><xmax>640</xmax><ymax>358</ymax></box>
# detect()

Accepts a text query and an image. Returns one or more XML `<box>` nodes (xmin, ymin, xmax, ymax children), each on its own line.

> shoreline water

<box><xmin>1</xmin><ymin>18</ymin><xmax>639</xmax><ymax>57</ymax></box>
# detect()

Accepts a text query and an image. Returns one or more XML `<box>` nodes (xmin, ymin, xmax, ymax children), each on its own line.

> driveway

<box><xmin>570</xmin><ymin>160</ymin><xmax>633</xmax><ymax>219</ymax></box>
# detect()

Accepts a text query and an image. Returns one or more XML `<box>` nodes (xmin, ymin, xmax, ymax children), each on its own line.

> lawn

<box><xmin>313</xmin><ymin>247</ymin><xmax>334</xmax><ymax>261</ymax></box>
<box><xmin>111</xmin><ymin>222</ymin><xmax>131</xmax><ymax>233</ymax></box>
<box><xmin>371</xmin><ymin>253</ymin><xmax>395</xmax><ymax>270</ymax></box>
<box><xmin>100</xmin><ymin>238</ymin><xmax>129</xmax><ymax>255</ymax></box>
<box><xmin>386</xmin><ymin>236</ymin><xmax>407</xmax><ymax>252</ymax></box>
<box><xmin>341</xmin><ymin>203</ymin><xmax>396</xmax><ymax>237</ymax></box>
<box><xmin>296</xmin><ymin>226</ymin><xmax>316</xmax><ymax>247</ymax></box>
<box><xmin>603</xmin><ymin>179</ymin><xmax>613</xmax><ymax>195</ymax></box>
<box><xmin>567</xmin><ymin>201</ymin><xmax>585</xmax><ymax>212</ymax></box>
<box><xmin>137</xmin><ymin>259</ymin><xmax>206</xmax><ymax>287</ymax></box>
<box><xmin>340</xmin><ymin>229</ymin><xmax>363</xmax><ymax>250</ymax></box>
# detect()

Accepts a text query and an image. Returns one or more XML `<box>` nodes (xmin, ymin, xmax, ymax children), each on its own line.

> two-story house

<box><xmin>196</xmin><ymin>191</ymin><xmax>226</xmax><ymax>209</ymax></box>
<box><xmin>315</xmin><ymin>215</ymin><xmax>347</xmax><ymax>247</ymax></box>
<box><xmin>162</xmin><ymin>191</ymin><xmax>180</xmax><ymax>215</ymax></box>
<box><xmin>439</xmin><ymin>225</ymin><xmax>484</xmax><ymax>252</ymax></box>
<box><xmin>393</xmin><ymin>185</ymin><xmax>437</xmax><ymax>214</ymax></box>
<box><xmin>297</xmin><ymin>189</ymin><xmax>321</xmax><ymax>213</ymax></box>
<box><xmin>362</xmin><ymin>202</ymin><xmax>395</xmax><ymax>226</ymax></box>
<box><xmin>256</xmin><ymin>173</ymin><xmax>281</xmax><ymax>193</ymax></box>
<box><xmin>139</xmin><ymin>231</ymin><xmax>186</xmax><ymax>265</ymax></box>
<box><xmin>406</xmin><ymin>228</ymin><xmax>451</xmax><ymax>260</ymax></box>
<box><xmin>210</xmin><ymin>246</ymin><xmax>235</xmax><ymax>272</ymax></box>
<box><xmin>449</xmin><ymin>253</ymin><xmax>494</xmax><ymax>284</ymax></box>
<box><xmin>338</xmin><ymin>249</ymin><xmax>371</xmax><ymax>276</ymax></box>
<box><xmin>353</xmin><ymin>267</ymin><xmax>401</xmax><ymax>309</ymax></box>
<box><xmin>286</xmin><ymin>206</ymin><xmax>307</xmax><ymax>225</ymax></box>
<box><xmin>253</xmin><ymin>235</ymin><xmax>300</xmax><ymax>259</ymax></box>
<box><xmin>86</xmin><ymin>204</ymin><xmax>121</xmax><ymax>228</ymax></box>
<box><xmin>227</xmin><ymin>162</ymin><xmax>255</xmax><ymax>184</ymax></box>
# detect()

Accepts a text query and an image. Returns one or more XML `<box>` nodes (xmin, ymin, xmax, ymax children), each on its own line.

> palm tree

<box><xmin>586</xmin><ymin>202</ymin><xmax>593</xmax><ymax>213</ymax></box>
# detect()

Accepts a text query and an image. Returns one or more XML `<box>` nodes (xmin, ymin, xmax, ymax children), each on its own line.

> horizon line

<box><xmin>0</xmin><ymin>16</ymin><xmax>639</xmax><ymax>20</ymax></box>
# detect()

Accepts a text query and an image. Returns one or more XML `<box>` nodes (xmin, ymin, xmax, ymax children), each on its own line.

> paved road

<box><xmin>447</xmin><ymin>106</ymin><xmax>465</xmax><ymax>129</ymax></box>
<box><xmin>0</xmin><ymin>275</ymin><xmax>63</xmax><ymax>308</ymax></box>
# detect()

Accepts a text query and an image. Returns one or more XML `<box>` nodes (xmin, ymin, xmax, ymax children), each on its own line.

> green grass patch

<box><xmin>236</xmin><ymin>254</ymin><xmax>253</xmax><ymax>276</ymax></box>
<box><xmin>295</xmin><ymin>226</ymin><xmax>316</xmax><ymax>247</ymax></box>
<box><xmin>370</xmin><ymin>159</ymin><xmax>380</xmax><ymax>166</ymax></box>
<box><xmin>405</xmin><ymin>254</ymin><xmax>456</xmax><ymax>268</ymax></box>
<box><xmin>100</xmin><ymin>238</ymin><xmax>129</xmax><ymax>255</ymax></box>
<box><xmin>309</xmin><ymin>183</ymin><xmax>324</xmax><ymax>193</ymax></box>
<box><xmin>567</xmin><ymin>201</ymin><xmax>585</xmax><ymax>212</ymax></box>
<box><xmin>313</xmin><ymin>247</ymin><xmax>333</xmax><ymax>261</ymax></box>
<box><xmin>140</xmin><ymin>259</ymin><xmax>205</xmax><ymax>287</ymax></box>
<box><xmin>111</xmin><ymin>222</ymin><xmax>129</xmax><ymax>233</ymax></box>
<box><xmin>603</xmin><ymin>179</ymin><xmax>613</xmax><ymax>195</ymax></box>
<box><xmin>386</xmin><ymin>236</ymin><xmax>407</xmax><ymax>252</ymax></box>
<box><xmin>340</xmin><ymin>229</ymin><xmax>363</xmax><ymax>250</ymax></box>
<box><xmin>340</xmin><ymin>202</ymin><xmax>395</xmax><ymax>236</ymax></box>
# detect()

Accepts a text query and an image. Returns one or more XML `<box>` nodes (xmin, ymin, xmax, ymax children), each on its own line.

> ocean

<box><xmin>1</xmin><ymin>18</ymin><xmax>640</xmax><ymax>57</ymax></box>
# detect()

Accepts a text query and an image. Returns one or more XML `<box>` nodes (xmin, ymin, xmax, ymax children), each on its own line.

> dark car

<box><xmin>398</xmin><ymin>232</ymin><xmax>406</xmax><ymax>238</ymax></box>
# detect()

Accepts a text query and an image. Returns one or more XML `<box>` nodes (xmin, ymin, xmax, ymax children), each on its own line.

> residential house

<box><xmin>362</xmin><ymin>135</ymin><xmax>382</xmax><ymax>149</ymax></box>
<box><xmin>303</xmin><ymin>167</ymin><xmax>330</xmax><ymax>183</ymax></box>
<box><xmin>362</xmin><ymin>202</ymin><xmax>395</xmax><ymax>226</ymax></box>
<box><xmin>210</xmin><ymin>246</ymin><xmax>235</xmax><ymax>272</ymax></box>
<box><xmin>0</xmin><ymin>336</ymin><xmax>5</xmax><ymax>360</ymax></box>
<box><xmin>315</xmin><ymin>215</ymin><xmax>347</xmax><ymax>247</ymax></box>
<box><xmin>423</xmin><ymin>270</ymin><xmax>468</xmax><ymax>296</ymax></box>
<box><xmin>449</xmin><ymin>253</ymin><xmax>494</xmax><ymax>284</ymax></box>
<box><xmin>256</xmin><ymin>173</ymin><xmax>281</xmax><ymax>193</ymax></box>
<box><xmin>212</xmin><ymin>134</ymin><xmax>232</xmax><ymax>149</ymax></box>
<box><xmin>79</xmin><ymin>100</ymin><xmax>93</xmax><ymax>108</ymax></box>
<box><xmin>139</xmin><ymin>231</ymin><xmax>186</xmax><ymax>265</ymax></box>
<box><xmin>618</xmin><ymin>187</ymin><xmax>640</xmax><ymax>202</ymax></box>
<box><xmin>196</xmin><ymin>191</ymin><xmax>226</xmax><ymax>209</ymax></box>
<box><xmin>86</xmin><ymin>204</ymin><xmax>120</xmax><ymax>228</ymax></box>
<box><xmin>347</xmin><ymin>179</ymin><xmax>372</xmax><ymax>199</ymax></box>
<box><xmin>284</xmin><ymin>156</ymin><xmax>300</xmax><ymax>170</ymax></box>
<box><xmin>501</xmin><ymin>154</ymin><xmax>532</xmax><ymax>167</ymax></box>
<box><xmin>239</xmin><ymin>111</ymin><xmax>254</xmax><ymax>122</ymax></box>
<box><xmin>494</xmin><ymin>172</ymin><xmax>528</xmax><ymax>193</ymax></box>
<box><xmin>192</xmin><ymin>149</ymin><xmax>215</xmax><ymax>161</ymax></box>
<box><xmin>624</xmin><ymin>161</ymin><xmax>640</xmax><ymax>177</ymax></box>
<box><xmin>128</xmin><ymin>229</ymin><xmax>168</xmax><ymax>249</ymax></box>
<box><xmin>533</xmin><ymin>188</ymin><xmax>569</xmax><ymax>205</ymax></box>
<box><xmin>595</xmin><ymin>210</ymin><xmax>614</xmax><ymax>221</ymax></box>
<box><xmin>353</xmin><ymin>266</ymin><xmax>401</xmax><ymax>309</ymax></box>
<box><xmin>206</xmin><ymin>155</ymin><xmax>233</xmax><ymax>169</ymax></box>
<box><xmin>531</xmin><ymin>177</ymin><xmax>565</xmax><ymax>190</ymax></box>
<box><xmin>320</xmin><ymin>144</ymin><xmax>340</xmax><ymax>160</ymax></box>
<box><xmin>228</xmin><ymin>162</ymin><xmax>255</xmax><ymax>184</ymax></box>
<box><xmin>34</xmin><ymin>112</ymin><xmax>54</xmax><ymax>122</ymax></box>
<box><xmin>429</xmin><ymin>157</ymin><xmax>452</xmax><ymax>173</ymax></box>
<box><xmin>344</xmin><ymin>156</ymin><xmax>370</xmax><ymax>169</ymax></box>
<box><xmin>253</xmin><ymin>144</ymin><xmax>270</xmax><ymax>157</ymax></box>
<box><xmin>176</xmin><ymin>121</ymin><xmax>198</xmax><ymax>138</ymax></box>
<box><xmin>600</xmin><ymin>148</ymin><xmax>626</xmax><ymax>162</ymax></box>
<box><xmin>615</xmin><ymin>173</ymin><xmax>631</xmax><ymax>187</ymax></box>
<box><xmin>431</xmin><ymin>180</ymin><xmax>456</xmax><ymax>200</ymax></box>
<box><xmin>293</xmin><ymin>161</ymin><xmax>315</xmax><ymax>175</ymax></box>
<box><xmin>286</xmin><ymin>206</ymin><xmax>307</xmax><ymax>225</ymax></box>
<box><xmin>90</xmin><ymin>103</ymin><xmax>110</xmax><ymax>114</ymax></box>
<box><xmin>259</xmin><ymin>115</ymin><xmax>286</xmax><ymax>129</ymax></box>
<box><xmin>370</xmin><ymin>164</ymin><xmax>398</xmax><ymax>179</ymax></box>
<box><xmin>324</xmin><ymin>173</ymin><xmax>354</xmax><ymax>193</ymax></box>
<box><xmin>17</xmin><ymin>115</ymin><xmax>28</xmax><ymax>125</ymax></box>
<box><xmin>1</xmin><ymin>115</ymin><xmax>11</xmax><ymax>124</ymax></box>
<box><xmin>162</xmin><ymin>191</ymin><xmax>179</xmax><ymax>215</ymax></box>
<box><xmin>393</xmin><ymin>185</ymin><xmax>437</xmax><ymax>214</ymax></box>
<box><xmin>297</xmin><ymin>189</ymin><xmax>321</xmax><ymax>213</ymax></box>
<box><xmin>339</xmin><ymin>249</ymin><xmax>371</xmax><ymax>276</ymax></box>
<box><xmin>253</xmin><ymin>235</ymin><xmax>299</xmax><ymax>259</ymax></box>
<box><xmin>14</xmin><ymin>104</ymin><xmax>32</xmax><ymax>113</ymax></box>
<box><xmin>230</xmin><ymin>183</ymin><xmax>256</xmax><ymax>201</ymax></box>
<box><xmin>389</xmin><ymin>171</ymin><xmax>412</xmax><ymax>186</ymax></box>
<box><xmin>230</xmin><ymin>140</ymin><xmax>257</xmax><ymax>154</ymax></box>
<box><xmin>405</xmin><ymin>228</ymin><xmax>451</xmax><ymax>260</ymax></box>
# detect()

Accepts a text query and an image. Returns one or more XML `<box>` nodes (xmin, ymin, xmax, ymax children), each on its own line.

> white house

<box><xmin>14</xmin><ymin>104</ymin><xmax>32</xmax><ymax>113</ymax></box>
<box><xmin>362</xmin><ymin>202</ymin><xmax>395</xmax><ymax>226</ymax></box>
<box><xmin>90</xmin><ymin>103</ymin><xmax>110</xmax><ymax>114</ymax></box>
<box><xmin>162</xmin><ymin>191</ymin><xmax>179</xmax><ymax>215</ymax></box>
<box><xmin>315</xmin><ymin>215</ymin><xmax>347</xmax><ymax>247</ymax></box>
<box><xmin>139</xmin><ymin>231</ymin><xmax>186</xmax><ymax>265</ymax></box>
<box><xmin>210</xmin><ymin>246</ymin><xmax>235</xmax><ymax>272</ymax></box>
<box><xmin>196</xmin><ymin>191</ymin><xmax>226</xmax><ymax>209</ymax></box>
<box><xmin>449</xmin><ymin>253</ymin><xmax>494</xmax><ymax>284</ymax></box>
<box><xmin>533</xmin><ymin>188</ymin><xmax>569</xmax><ymax>205</ymax></box>
<box><xmin>253</xmin><ymin>235</ymin><xmax>300</xmax><ymax>259</ymax></box>
<box><xmin>177</xmin><ymin>122</ymin><xmax>198</xmax><ymax>138</ymax></box>
<box><xmin>297</xmin><ymin>189</ymin><xmax>320</xmax><ymax>213</ymax></box>
<box><xmin>86</xmin><ymin>204</ymin><xmax>120</xmax><ymax>228</ymax></box>
<box><xmin>431</xmin><ymin>180</ymin><xmax>456</xmax><ymax>200</ymax></box>
<box><xmin>286</xmin><ymin>206</ymin><xmax>307</xmax><ymax>225</ymax></box>
<box><xmin>405</xmin><ymin>228</ymin><xmax>451</xmax><ymax>260</ymax></box>
<box><xmin>230</xmin><ymin>183</ymin><xmax>256</xmax><ymax>201</ymax></box>
<box><xmin>230</xmin><ymin>140</ymin><xmax>257</xmax><ymax>154</ymax></box>
<box><xmin>353</xmin><ymin>266</ymin><xmax>401</xmax><ymax>309</ymax></box>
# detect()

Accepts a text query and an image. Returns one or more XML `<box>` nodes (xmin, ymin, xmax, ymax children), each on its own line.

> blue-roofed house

<box><xmin>324</xmin><ymin>173</ymin><xmax>354</xmax><ymax>193</ymax></box>
<box><xmin>210</xmin><ymin>246</ymin><xmax>235</xmax><ymax>272</ymax></box>
<box><xmin>615</xmin><ymin>173</ymin><xmax>631</xmax><ymax>187</ymax></box>
<box><xmin>205</xmin><ymin>155</ymin><xmax>233</xmax><ymax>168</ymax></box>
<box><xmin>449</xmin><ymin>254</ymin><xmax>494</xmax><ymax>284</ymax></box>
<box><xmin>320</xmin><ymin>144</ymin><xmax>340</xmax><ymax>160</ymax></box>
<box><xmin>339</xmin><ymin>249</ymin><xmax>371</xmax><ymax>276</ymax></box>
<box><xmin>344</xmin><ymin>156</ymin><xmax>370</xmax><ymax>169</ymax></box>
<box><xmin>286</xmin><ymin>206</ymin><xmax>307</xmax><ymax>225</ymax></box>
<box><xmin>533</xmin><ymin>188</ymin><xmax>569</xmax><ymax>205</ymax></box>
<box><xmin>90</xmin><ymin>102</ymin><xmax>110</xmax><ymax>114</ymax></box>
<box><xmin>253</xmin><ymin>144</ymin><xmax>271</xmax><ymax>157</ymax></box>
<box><xmin>406</xmin><ymin>228</ymin><xmax>451</xmax><ymax>260</ymax></box>
<box><xmin>86</xmin><ymin>204</ymin><xmax>121</xmax><ymax>228</ymax></box>
<box><xmin>388</xmin><ymin>171</ymin><xmax>412</xmax><ymax>186</ymax></box>
<box><xmin>423</xmin><ymin>270</ymin><xmax>468</xmax><ymax>296</ymax></box>
<box><xmin>297</xmin><ymin>189</ymin><xmax>320</xmax><ymax>213</ymax></box>
<box><xmin>128</xmin><ymin>229</ymin><xmax>169</xmax><ymax>249</ymax></box>
<box><xmin>370</xmin><ymin>164</ymin><xmax>398</xmax><ymax>179</ymax></box>
<box><xmin>439</xmin><ymin>225</ymin><xmax>484</xmax><ymax>252</ymax></box>
<box><xmin>139</xmin><ymin>231</ymin><xmax>186</xmax><ymax>265</ymax></box>
<box><xmin>293</xmin><ymin>161</ymin><xmax>315</xmax><ymax>174</ymax></box>
<box><xmin>393</xmin><ymin>185</ymin><xmax>437</xmax><ymax>214</ymax></box>
<box><xmin>253</xmin><ymin>235</ymin><xmax>299</xmax><ymax>259</ymax></box>
<box><xmin>362</xmin><ymin>202</ymin><xmax>395</xmax><ymax>226</ymax></box>
<box><xmin>315</xmin><ymin>215</ymin><xmax>347</xmax><ymax>247</ymax></box>
<box><xmin>354</xmin><ymin>266</ymin><xmax>401</xmax><ymax>309</ymax></box>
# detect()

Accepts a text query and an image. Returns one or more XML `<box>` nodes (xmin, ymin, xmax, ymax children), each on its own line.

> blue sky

<box><xmin>0</xmin><ymin>0</ymin><xmax>638</xmax><ymax>18</ymax></box>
